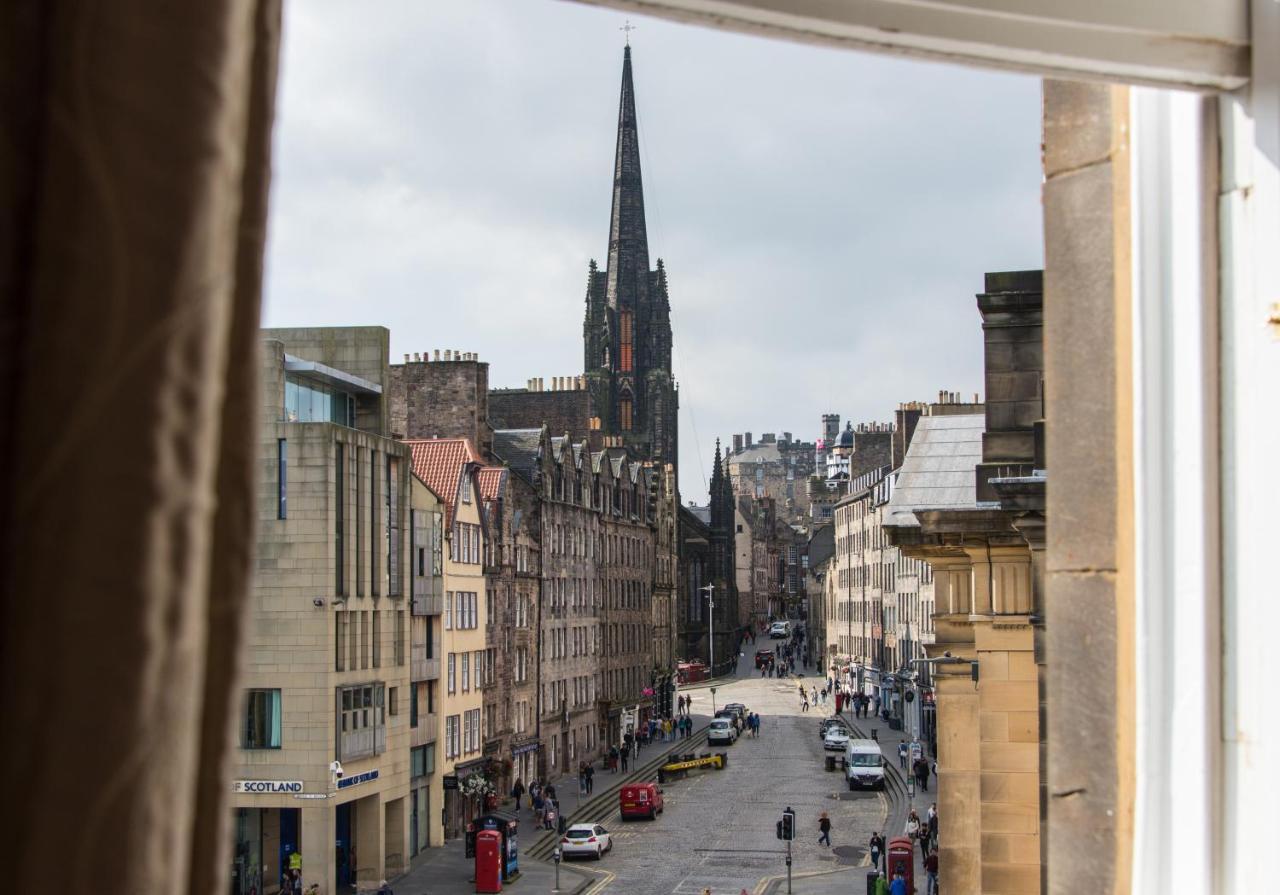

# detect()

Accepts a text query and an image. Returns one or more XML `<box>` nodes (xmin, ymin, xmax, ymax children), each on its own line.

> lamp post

<box><xmin>701</xmin><ymin>583</ymin><xmax>715</xmax><ymax>677</ymax></box>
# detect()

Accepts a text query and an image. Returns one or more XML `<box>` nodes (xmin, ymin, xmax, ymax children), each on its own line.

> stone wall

<box><xmin>389</xmin><ymin>353</ymin><xmax>493</xmax><ymax>455</ymax></box>
<box><xmin>488</xmin><ymin>388</ymin><xmax>592</xmax><ymax>440</ymax></box>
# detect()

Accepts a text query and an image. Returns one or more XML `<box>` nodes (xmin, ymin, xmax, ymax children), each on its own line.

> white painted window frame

<box><xmin>1131</xmin><ymin>3</ymin><xmax>1279</xmax><ymax>889</ymax></box>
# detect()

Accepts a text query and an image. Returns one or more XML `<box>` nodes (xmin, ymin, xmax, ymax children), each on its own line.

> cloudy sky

<box><xmin>263</xmin><ymin>0</ymin><xmax>1044</xmax><ymax>503</ymax></box>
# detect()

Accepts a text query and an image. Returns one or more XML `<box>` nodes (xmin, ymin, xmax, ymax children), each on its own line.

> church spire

<box><xmin>605</xmin><ymin>45</ymin><xmax>650</xmax><ymax>313</ymax></box>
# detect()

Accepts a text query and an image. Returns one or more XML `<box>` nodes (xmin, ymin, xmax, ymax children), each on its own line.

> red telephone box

<box><xmin>886</xmin><ymin>836</ymin><xmax>916</xmax><ymax>894</ymax></box>
<box><xmin>475</xmin><ymin>829</ymin><xmax>502</xmax><ymax>893</ymax></box>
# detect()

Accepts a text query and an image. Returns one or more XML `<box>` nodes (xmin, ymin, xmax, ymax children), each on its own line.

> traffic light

<box><xmin>780</xmin><ymin>809</ymin><xmax>796</xmax><ymax>841</ymax></box>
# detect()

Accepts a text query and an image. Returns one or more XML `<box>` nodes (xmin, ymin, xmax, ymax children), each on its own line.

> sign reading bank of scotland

<box><xmin>234</xmin><ymin>780</ymin><xmax>304</xmax><ymax>794</ymax></box>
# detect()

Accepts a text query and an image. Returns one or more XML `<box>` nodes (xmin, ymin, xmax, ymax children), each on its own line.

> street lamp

<box><xmin>700</xmin><ymin>583</ymin><xmax>715</xmax><ymax>677</ymax></box>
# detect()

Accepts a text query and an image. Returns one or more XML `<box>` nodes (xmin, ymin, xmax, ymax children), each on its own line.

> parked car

<box><xmin>715</xmin><ymin>708</ymin><xmax>742</xmax><ymax>732</ymax></box>
<box><xmin>823</xmin><ymin>726</ymin><xmax>851</xmax><ymax>751</ymax></box>
<box><xmin>708</xmin><ymin>717</ymin><xmax>738</xmax><ymax>745</ymax></box>
<box><xmin>723</xmin><ymin>702</ymin><xmax>749</xmax><ymax>720</ymax></box>
<box><xmin>561</xmin><ymin>823</ymin><xmax>613</xmax><ymax>859</ymax></box>
<box><xmin>819</xmin><ymin>716</ymin><xmax>850</xmax><ymax>739</ymax></box>
<box><xmin>619</xmin><ymin>782</ymin><xmax>665</xmax><ymax>820</ymax></box>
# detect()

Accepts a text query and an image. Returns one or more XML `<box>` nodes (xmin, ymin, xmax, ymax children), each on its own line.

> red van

<box><xmin>619</xmin><ymin>782</ymin><xmax>664</xmax><ymax>820</ymax></box>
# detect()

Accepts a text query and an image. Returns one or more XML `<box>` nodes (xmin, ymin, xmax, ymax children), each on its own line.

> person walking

<box><xmin>818</xmin><ymin>811</ymin><xmax>832</xmax><ymax>847</ymax></box>
<box><xmin>905</xmin><ymin>810</ymin><xmax>921</xmax><ymax>842</ymax></box>
<box><xmin>925</xmin><ymin>848</ymin><xmax>939</xmax><ymax>895</ymax></box>
<box><xmin>898</xmin><ymin>741</ymin><xmax>909</xmax><ymax>770</ymax></box>
<box><xmin>889</xmin><ymin>871</ymin><xmax>907</xmax><ymax>895</ymax></box>
<box><xmin>869</xmin><ymin>832</ymin><xmax>884</xmax><ymax>871</ymax></box>
<box><xmin>914</xmin><ymin>756</ymin><xmax>930</xmax><ymax>792</ymax></box>
<box><xmin>874</xmin><ymin>873</ymin><xmax>889</xmax><ymax>895</ymax></box>
<box><xmin>511</xmin><ymin>778</ymin><xmax>524</xmax><ymax>811</ymax></box>
<box><xmin>620</xmin><ymin>747</ymin><xmax>629</xmax><ymax>772</ymax></box>
<box><xmin>586</xmin><ymin>763</ymin><xmax>595</xmax><ymax>794</ymax></box>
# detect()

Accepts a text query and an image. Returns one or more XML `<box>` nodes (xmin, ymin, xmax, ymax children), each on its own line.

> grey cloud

<box><xmin>264</xmin><ymin>0</ymin><xmax>1043</xmax><ymax>502</ymax></box>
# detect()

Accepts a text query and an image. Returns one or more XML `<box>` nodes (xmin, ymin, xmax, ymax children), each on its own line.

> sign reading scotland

<box><xmin>235</xmin><ymin>780</ymin><xmax>304</xmax><ymax>794</ymax></box>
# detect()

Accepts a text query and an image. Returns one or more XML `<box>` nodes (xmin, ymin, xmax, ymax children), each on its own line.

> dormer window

<box><xmin>461</xmin><ymin>473</ymin><xmax>472</xmax><ymax>504</ymax></box>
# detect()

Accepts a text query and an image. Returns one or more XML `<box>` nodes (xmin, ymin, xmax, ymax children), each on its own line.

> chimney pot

<box><xmin>433</xmin><ymin>350</ymin><xmax>440</xmax><ymax>361</ymax></box>
<box><xmin>404</xmin><ymin>354</ymin><xmax>411</xmax><ymax>363</ymax></box>
<box><xmin>444</xmin><ymin>350</ymin><xmax>452</xmax><ymax>361</ymax></box>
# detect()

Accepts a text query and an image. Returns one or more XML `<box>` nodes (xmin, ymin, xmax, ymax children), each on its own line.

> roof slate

<box><xmin>883</xmin><ymin>413</ymin><xmax>985</xmax><ymax>528</ymax></box>
<box><xmin>493</xmin><ymin>429</ymin><xmax>542</xmax><ymax>483</ymax></box>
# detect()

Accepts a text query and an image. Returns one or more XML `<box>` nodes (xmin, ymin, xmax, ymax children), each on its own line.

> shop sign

<box><xmin>442</xmin><ymin>775</ymin><xmax>460</xmax><ymax>791</ymax></box>
<box><xmin>234</xmin><ymin>779</ymin><xmax>304</xmax><ymax>794</ymax></box>
<box><xmin>335</xmin><ymin>769</ymin><xmax>379</xmax><ymax>790</ymax></box>
<box><xmin>294</xmin><ymin>793</ymin><xmax>328</xmax><ymax>800</ymax></box>
<box><xmin>512</xmin><ymin>741</ymin><xmax>540</xmax><ymax>757</ymax></box>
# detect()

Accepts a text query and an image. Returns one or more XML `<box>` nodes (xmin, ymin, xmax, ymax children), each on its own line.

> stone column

<box><xmin>934</xmin><ymin>659</ymin><xmax>981</xmax><ymax>894</ymax></box>
<box><xmin>301</xmin><ymin>805</ymin><xmax>335</xmax><ymax>895</ymax></box>
<box><xmin>1042</xmin><ymin>79</ymin><xmax>1132</xmax><ymax>895</ymax></box>
<box><xmin>355</xmin><ymin>793</ymin><xmax>384</xmax><ymax>891</ymax></box>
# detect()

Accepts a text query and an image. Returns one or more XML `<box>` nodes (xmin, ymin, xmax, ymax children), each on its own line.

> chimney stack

<box><xmin>732</xmin><ymin>434</ymin><xmax>743</xmax><ymax>454</ymax></box>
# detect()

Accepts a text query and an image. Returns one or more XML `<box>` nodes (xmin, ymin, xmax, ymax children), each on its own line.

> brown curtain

<box><xmin>0</xmin><ymin>2</ymin><xmax>281</xmax><ymax>893</ymax></box>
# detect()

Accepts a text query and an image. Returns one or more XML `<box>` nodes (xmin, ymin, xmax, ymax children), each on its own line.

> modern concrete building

<box><xmin>403</xmin><ymin>438</ymin><xmax>489</xmax><ymax>840</ymax></box>
<box><xmin>232</xmin><ymin>328</ymin><xmax>413</xmax><ymax>895</ymax></box>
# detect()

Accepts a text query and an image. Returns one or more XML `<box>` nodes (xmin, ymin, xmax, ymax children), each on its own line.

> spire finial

<box><xmin>620</xmin><ymin>19</ymin><xmax>635</xmax><ymax>47</ymax></box>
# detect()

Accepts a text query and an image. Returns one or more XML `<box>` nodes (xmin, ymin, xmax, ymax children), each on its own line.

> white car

<box><xmin>769</xmin><ymin>621</ymin><xmax>791</xmax><ymax>639</ymax></box>
<box><xmin>708</xmin><ymin>717</ymin><xmax>738</xmax><ymax>745</ymax></box>
<box><xmin>823</xmin><ymin>726</ymin><xmax>851</xmax><ymax>751</ymax></box>
<box><xmin>560</xmin><ymin>823</ymin><xmax>613</xmax><ymax>860</ymax></box>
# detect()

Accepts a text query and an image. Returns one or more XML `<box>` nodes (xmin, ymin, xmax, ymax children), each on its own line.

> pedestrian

<box><xmin>906</xmin><ymin>810</ymin><xmax>921</xmax><ymax>841</ymax></box>
<box><xmin>578</xmin><ymin>762</ymin><xmax>587</xmax><ymax>795</ymax></box>
<box><xmin>609</xmin><ymin>745</ymin><xmax>619</xmax><ymax>773</ymax></box>
<box><xmin>927</xmin><ymin>802</ymin><xmax>938</xmax><ymax>848</ymax></box>
<box><xmin>532</xmin><ymin>790</ymin><xmax>544</xmax><ymax>818</ymax></box>
<box><xmin>620</xmin><ymin>748</ymin><xmax>629</xmax><ymax>772</ymax></box>
<box><xmin>898</xmin><ymin>741</ymin><xmax>908</xmax><ymax>769</ymax></box>
<box><xmin>889</xmin><ymin>871</ymin><xmax>907</xmax><ymax>895</ymax></box>
<box><xmin>914</xmin><ymin>756</ymin><xmax>930</xmax><ymax>792</ymax></box>
<box><xmin>925</xmin><ymin>848</ymin><xmax>939</xmax><ymax>895</ymax></box>
<box><xmin>918</xmin><ymin>821</ymin><xmax>931</xmax><ymax>862</ymax></box>
<box><xmin>869</xmin><ymin>832</ymin><xmax>884</xmax><ymax>870</ymax></box>
<box><xmin>818</xmin><ymin>811</ymin><xmax>832</xmax><ymax>847</ymax></box>
<box><xmin>586</xmin><ymin>764</ymin><xmax>595</xmax><ymax>794</ymax></box>
<box><xmin>511</xmin><ymin>778</ymin><xmax>524</xmax><ymax>810</ymax></box>
<box><xmin>874</xmin><ymin>872</ymin><xmax>889</xmax><ymax>895</ymax></box>
<box><xmin>801</xmin><ymin>694</ymin><xmax>809</xmax><ymax>713</ymax></box>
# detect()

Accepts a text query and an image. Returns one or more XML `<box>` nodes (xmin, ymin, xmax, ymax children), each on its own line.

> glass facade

<box><xmin>284</xmin><ymin>375</ymin><xmax>355</xmax><ymax>426</ymax></box>
<box><xmin>231</xmin><ymin>808</ymin><xmax>262</xmax><ymax>895</ymax></box>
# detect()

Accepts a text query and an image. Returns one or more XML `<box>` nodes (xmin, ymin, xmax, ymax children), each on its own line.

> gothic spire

<box><xmin>604</xmin><ymin>45</ymin><xmax>650</xmax><ymax>313</ymax></box>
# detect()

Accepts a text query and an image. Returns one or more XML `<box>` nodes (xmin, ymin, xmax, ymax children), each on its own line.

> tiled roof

<box><xmin>478</xmin><ymin>466</ymin><xmax>506</xmax><ymax>502</ymax></box>
<box><xmin>404</xmin><ymin>437</ymin><xmax>484</xmax><ymax>526</ymax></box>
<box><xmin>883</xmin><ymin>414</ymin><xmax>984</xmax><ymax>528</ymax></box>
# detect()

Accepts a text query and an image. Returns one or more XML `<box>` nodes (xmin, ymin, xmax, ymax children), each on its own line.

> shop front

<box><xmin>511</xmin><ymin>739</ymin><xmax>540</xmax><ymax>792</ymax></box>
<box><xmin>231</xmin><ymin>805</ymin><xmax>301</xmax><ymax>895</ymax></box>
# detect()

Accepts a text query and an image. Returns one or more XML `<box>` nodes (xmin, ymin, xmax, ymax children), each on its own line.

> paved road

<box><xmin>568</xmin><ymin>648</ymin><xmax>888</xmax><ymax>895</ymax></box>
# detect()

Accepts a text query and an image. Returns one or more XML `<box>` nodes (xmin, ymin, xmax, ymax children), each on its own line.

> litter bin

<box><xmin>865</xmin><ymin>870</ymin><xmax>879</xmax><ymax>895</ymax></box>
<box><xmin>825</xmin><ymin>755</ymin><xmax>836</xmax><ymax>772</ymax></box>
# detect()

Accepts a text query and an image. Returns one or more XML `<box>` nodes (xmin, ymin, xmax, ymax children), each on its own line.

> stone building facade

<box><xmin>235</xmin><ymin>328</ymin><xmax>413</xmax><ymax>895</ymax></box>
<box><xmin>403</xmin><ymin>438</ymin><xmax>489</xmax><ymax>841</ymax></box>
<box><xmin>725</xmin><ymin>431</ymin><xmax>816</xmax><ymax>526</ymax></box>
<box><xmin>885</xmin><ymin>270</ymin><xmax>1046</xmax><ymax>895</ymax></box>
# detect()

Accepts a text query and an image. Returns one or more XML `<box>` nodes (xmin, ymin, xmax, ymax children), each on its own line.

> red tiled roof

<box><xmin>478</xmin><ymin>466</ymin><xmax>506</xmax><ymax>502</ymax></box>
<box><xmin>404</xmin><ymin>438</ymin><xmax>483</xmax><ymax>526</ymax></box>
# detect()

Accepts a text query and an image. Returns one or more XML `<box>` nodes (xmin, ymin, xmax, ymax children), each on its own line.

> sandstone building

<box><xmin>233</xmin><ymin>328</ymin><xmax>414</xmax><ymax>894</ymax></box>
<box><xmin>885</xmin><ymin>270</ymin><xmax>1046</xmax><ymax>894</ymax></box>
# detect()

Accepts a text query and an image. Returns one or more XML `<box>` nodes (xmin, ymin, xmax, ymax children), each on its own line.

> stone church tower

<box><xmin>583</xmin><ymin>46</ymin><xmax>678</xmax><ymax>474</ymax></box>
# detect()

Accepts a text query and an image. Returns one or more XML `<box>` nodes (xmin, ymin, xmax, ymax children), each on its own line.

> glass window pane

<box><xmin>285</xmin><ymin>379</ymin><xmax>300</xmax><ymax>421</ymax></box>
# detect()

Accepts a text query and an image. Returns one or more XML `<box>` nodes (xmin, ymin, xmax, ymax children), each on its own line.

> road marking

<box><xmin>574</xmin><ymin>864</ymin><xmax>615</xmax><ymax>894</ymax></box>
